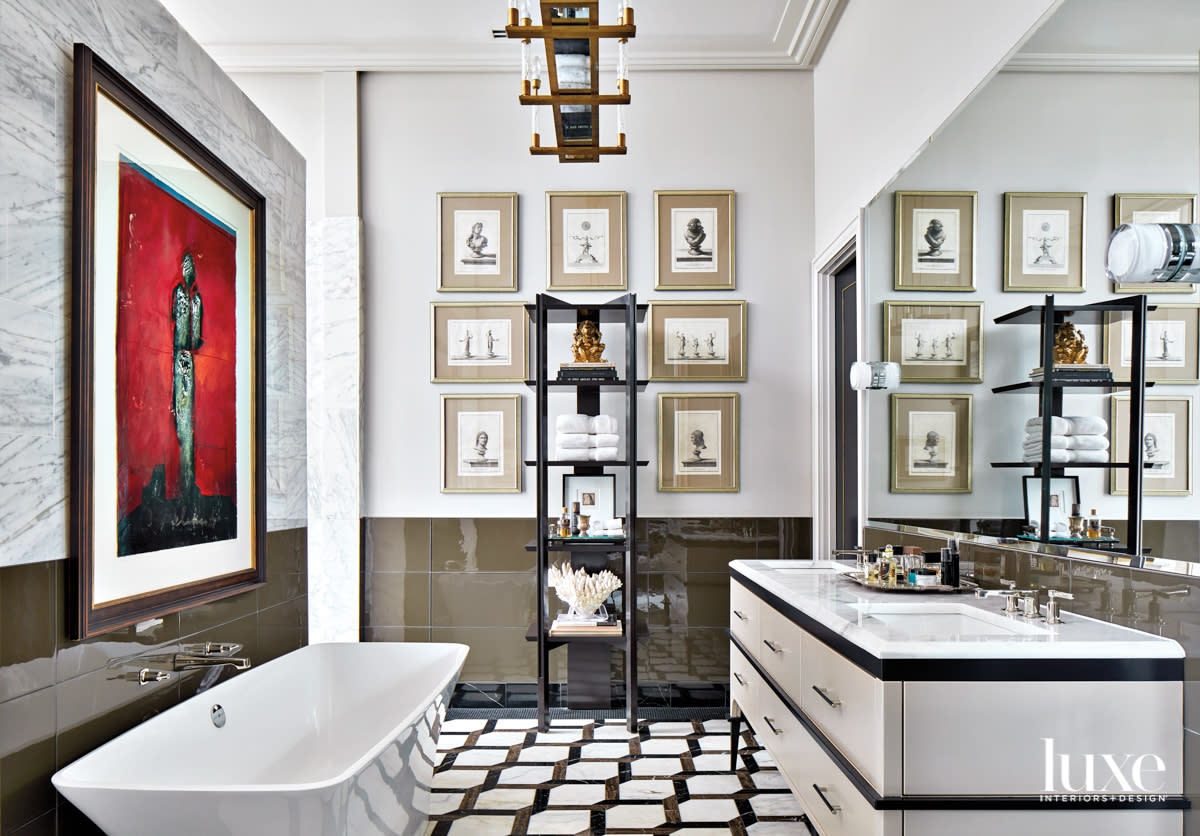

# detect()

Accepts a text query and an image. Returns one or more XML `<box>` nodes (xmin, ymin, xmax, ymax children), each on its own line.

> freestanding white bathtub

<box><xmin>53</xmin><ymin>642</ymin><xmax>468</xmax><ymax>836</ymax></box>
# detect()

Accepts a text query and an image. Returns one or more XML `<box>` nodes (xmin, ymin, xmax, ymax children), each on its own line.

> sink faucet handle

<box><xmin>1019</xmin><ymin>589</ymin><xmax>1042</xmax><ymax>619</ymax></box>
<box><xmin>180</xmin><ymin>641</ymin><xmax>243</xmax><ymax>657</ymax></box>
<box><xmin>999</xmin><ymin>578</ymin><xmax>1017</xmax><ymax>590</ymax></box>
<box><xmin>1047</xmin><ymin>589</ymin><xmax>1074</xmax><ymax>625</ymax></box>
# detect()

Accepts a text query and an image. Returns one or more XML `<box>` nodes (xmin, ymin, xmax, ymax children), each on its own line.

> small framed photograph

<box><xmin>431</xmin><ymin>302</ymin><xmax>528</xmax><ymax>382</ymax></box>
<box><xmin>894</xmin><ymin>191</ymin><xmax>977</xmax><ymax>291</ymax></box>
<box><xmin>647</xmin><ymin>300</ymin><xmax>746</xmax><ymax>381</ymax></box>
<box><xmin>1112</xmin><ymin>193</ymin><xmax>1198</xmax><ymax>294</ymax></box>
<box><xmin>1021</xmin><ymin>475</ymin><xmax>1080</xmax><ymax>537</ymax></box>
<box><xmin>1111</xmin><ymin>395</ymin><xmax>1192</xmax><ymax>496</ymax></box>
<box><xmin>1003</xmin><ymin>192</ymin><xmax>1087</xmax><ymax>292</ymax></box>
<box><xmin>441</xmin><ymin>394</ymin><xmax>522</xmax><ymax>493</ymax></box>
<box><xmin>883</xmin><ymin>301</ymin><xmax>983</xmax><ymax>383</ymax></box>
<box><xmin>1102</xmin><ymin>304</ymin><xmax>1200</xmax><ymax>384</ymax></box>
<box><xmin>563</xmin><ymin>474</ymin><xmax>617</xmax><ymax>523</ymax></box>
<box><xmin>890</xmin><ymin>394</ymin><xmax>972</xmax><ymax>493</ymax></box>
<box><xmin>654</xmin><ymin>190</ymin><xmax>735</xmax><ymax>290</ymax></box>
<box><xmin>658</xmin><ymin>393</ymin><xmax>739</xmax><ymax>492</ymax></box>
<box><xmin>436</xmin><ymin>192</ymin><xmax>518</xmax><ymax>291</ymax></box>
<box><xmin>547</xmin><ymin>191</ymin><xmax>626</xmax><ymax>290</ymax></box>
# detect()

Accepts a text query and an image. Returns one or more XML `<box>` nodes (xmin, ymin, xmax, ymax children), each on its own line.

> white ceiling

<box><xmin>159</xmin><ymin>0</ymin><xmax>847</xmax><ymax>72</ymax></box>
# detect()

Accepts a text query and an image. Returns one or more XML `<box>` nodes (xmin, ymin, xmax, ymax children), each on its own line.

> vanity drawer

<box><xmin>753</xmin><ymin>671</ymin><xmax>807</xmax><ymax>783</ymax></box>
<box><xmin>729</xmin><ymin>579</ymin><xmax>759</xmax><ymax>650</ymax></box>
<box><xmin>790</xmin><ymin>716</ymin><xmax>901</xmax><ymax>836</ymax></box>
<box><xmin>757</xmin><ymin>601</ymin><xmax>804</xmax><ymax>698</ymax></box>
<box><xmin>729</xmin><ymin>642</ymin><xmax>757</xmax><ymax>720</ymax></box>
<box><xmin>800</xmin><ymin>632</ymin><xmax>900</xmax><ymax>794</ymax></box>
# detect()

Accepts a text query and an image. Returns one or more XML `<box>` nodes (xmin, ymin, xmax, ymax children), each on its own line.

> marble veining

<box><xmin>0</xmin><ymin>0</ymin><xmax>307</xmax><ymax>564</ymax></box>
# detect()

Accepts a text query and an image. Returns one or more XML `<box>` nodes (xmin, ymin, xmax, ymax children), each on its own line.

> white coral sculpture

<box><xmin>547</xmin><ymin>562</ymin><xmax>623</xmax><ymax>615</ymax></box>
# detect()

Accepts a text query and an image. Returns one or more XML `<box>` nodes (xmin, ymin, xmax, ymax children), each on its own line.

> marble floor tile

<box><xmin>579</xmin><ymin>741</ymin><xmax>630</xmax><ymax>759</ymax></box>
<box><xmin>473</xmin><ymin>731</ymin><xmax>528</xmax><ymax>747</ymax></box>
<box><xmin>629</xmin><ymin>756</ymin><xmax>682</xmax><ymax>777</ymax></box>
<box><xmin>496</xmin><ymin>764</ymin><xmax>555</xmax><ymax>785</ymax></box>
<box><xmin>446</xmin><ymin>815</ymin><xmax>514</xmax><ymax>835</ymax></box>
<box><xmin>441</xmin><ymin>718</ymin><xmax>487</xmax><ymax>733</ymax></box>
<box><xmin>451</xmin><ymin>748</ymin><xmax>510</xmax><ymax>767</ymax></box>
<box><xmin>526</xmin><ymin>808</ymin><xmax>591</xmax><ymax>834</ymax></box>
<box><xmin>517</xmin><ymin>744</ymin><xmax>570</xmax><ymax>763</ymax></box>
<box><xmin>617</xmin><ymin>779</ymin><xmax>675</xmax><ymax>800</ymax></box>
<box><xmin>750</xmin><ymin>792</ymin><xmax>806</xmax><ymax>817</ymax></box>
<box><xmin>565</xmin><ymin>760</ymin><xmax>619</xmax><ymax>780</ymax></box>
<box><xmin>678</xmin><ymin>797</ymin><xmax>740</xmax><ymax>822</ymax></box>
<box><xmin>474</xmin><ymin>787</ymin><xmax>536</xmax><ymax>811</ymax></box>
<box><xmin>645</xmin><ymin>721</ymin><xmax>695</xmax><ymax>736</ymax></box>
<box><xmin>435</xmin><ymin>734</ymin><xmax>469</xmax><ymax>751</ymax></box>
<box><xmin>547</xmin><ymin>783</ymin><xmax>607</xmax><ymax>806</ymax></box>
<box><xmin>603</xmin><ymin>802</ymin><xmax>667</xmax><ymax>830</ymax></box>
<box><xmin>638</xmin><ymin>736</ymin><xmax>690</xmax><ymax>755</ymax></box>
<box><xmin>433</xmin><ymin>769</ymin><xmax>490</xmax><ymax>789</ymax></box>
<box><xmin>687</xmin><ymin>774</ymin><xmax>744</xmax><ymax>796</ymax></box>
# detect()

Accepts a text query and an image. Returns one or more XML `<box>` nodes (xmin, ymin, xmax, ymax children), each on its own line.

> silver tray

<box><xmin>839</xmin><ymin>571</ymin><xmax>976</xmax><ymax>594</ymax></box>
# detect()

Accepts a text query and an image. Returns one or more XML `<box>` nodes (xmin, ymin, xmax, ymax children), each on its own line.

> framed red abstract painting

<box><xmin>70</xmin><ymin>44</ymin><xmax>266</xmax><ymax>638</ymax></box>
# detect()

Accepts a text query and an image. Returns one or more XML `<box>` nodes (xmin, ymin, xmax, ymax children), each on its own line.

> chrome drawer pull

<box><xmin>811</xmin><ymin>685</ymin><xmax>841</xmax><ymax>708</ymax></box>
<box><xmin>762</xmin><ymin>639</ymin><xmax>783</xmax><ymax>654</ymax></box>
<box><xmin>733</xmin><ymin>672</ymin><xmax>746</xmax><ymax>686</ymax></box>
<box><xmin>762</xmin><ymin>716</ymin><xmax>783</xmax><ymax>736</ymax></box>
<box><xmin>732</xmin><ymin>609</ymin><xmax>749</xmax><ymax>622</ymax></box>
<box><xmin>812</xmin><ymin>784</ymin><xmax>841</xmax><ymax>815</ymax></box>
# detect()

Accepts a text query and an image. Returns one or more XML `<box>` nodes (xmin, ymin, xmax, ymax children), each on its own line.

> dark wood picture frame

<box><xmin>70</xmin><ymin>44</ymin><xmax>266</xmax><ymax>638</ymax></box>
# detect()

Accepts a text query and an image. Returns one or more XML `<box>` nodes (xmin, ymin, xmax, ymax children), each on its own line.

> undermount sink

<box><xmin>848</xmin><ymin>601</ymin><xmax>1047</xmax><ymax>638</ymax></box>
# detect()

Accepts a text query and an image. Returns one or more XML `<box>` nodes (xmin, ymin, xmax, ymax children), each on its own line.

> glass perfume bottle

<box><xmin>1068</xmin><ymin>503</ymin><xmax>1084</xmax><ymax>539</ymax></box>
<box><xmin>1086</xmin><ymin>508</ymin><xmax>1101</xmax><ymax>539</ymax></box>
<box><xmin>558</xmin><ymin>507</ymin><xmax>571</xmax><ymax>538</ymax></box>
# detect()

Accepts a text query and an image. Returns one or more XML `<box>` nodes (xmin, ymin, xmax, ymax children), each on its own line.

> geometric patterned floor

<box><xmin>427</xmin><ymin>718</ymin><xmax>810</xmax><ymax>835</ymax></box>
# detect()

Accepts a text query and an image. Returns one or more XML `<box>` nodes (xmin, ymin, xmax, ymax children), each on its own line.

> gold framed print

<box><xmin>883</xmin><ymin>301</ymin><xmax>983</xmax><ymax>383</ymax></box>
<box><xmin>1103</xmin><ymin>304</ymin><xmax>1200</xmax><ymax>384</ymax></box>
<box><xmin>890</xmin><ymin>394</ymin><xmax>973</xmax><ymax>493</ymax></box>
<box><xmin>653</xmin><ymin>190</ymin><xmax>735</xmax><ymax>290</ymax></box>
<box><xmin>431</xmin><ymin>302</ymin><xmax>528</xmax><ymax>382</ymax></box>
<box><xmin>436</xmin><ymin>192</ymin><xmax>518</xmax><ymax>291</ymax></box>
<box><xmin>1003</xmin><ymin>192</ymin><xmax>1087</xmax><ymax>292</ymax></box>
<box><xmin>1110</xmin><ymin>395</ymin><xmax>1191</xmax><ymax>496</ymax></box>
<box><xmin>647</xmin><ymin>300</ymin><xmax>746</xmax><ymax>381</ymax></box>
<box><xmin>441</xmin><ymin>394</ymin><xmax>522</xmax><ymax>493</ymax></box>
<box><xmin>1112</xmin><ymin>193</ymin><xmax>1198</xmax><ymax>294</ymax></box>
<box><xmin>894</xmin><ymin>191</ymin><xmax>977</xmax><ymax>291</ymax></box>
<box><xmin>547</xmin><ymin>190</ymin><xmax>626</xmax><ymax>290</ymax></box>
<box><xmin>657</xmin><ymin>393</ymin><xmax>739</xmax><ymax>492</ymax></box>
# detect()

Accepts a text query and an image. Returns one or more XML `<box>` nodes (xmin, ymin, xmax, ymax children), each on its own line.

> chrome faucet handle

<box><xmin>975</xmin><ymin>587</ymin><xmax>1020</xmax><ymax>613</ymax></box>
<box><xmin>1047</xmin><ymin>590</ymin><xmax>1075</xmax><ymax>625</ymax></box>
<box><xmin>1019</xmin><ymin>589</ymin><xmax>1042</xmax><ymax>619</ymax></box>
<box><xmin>109</xmin><ymin>667</ymin><xmax>172</xmax><ymax>685</ymax></box>
<box><xmin>999</xmin><ymin>578</ymin><xmax>1017</xmax><ymax>590</ymax></box>
<box><xmin>180</xmin><ymin>641</ymin><xmax>243</xmax><ymax>657</ymax></box>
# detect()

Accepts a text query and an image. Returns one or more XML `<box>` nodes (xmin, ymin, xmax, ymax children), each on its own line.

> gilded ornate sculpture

<box><xmin>1053</xmin><ymin>321</ymin><xmax>1088</xmax><ymax>365</ymax></box>
<box><xmin>570</xmin><ymin>320</ymin><xmax>606</xmax><ymax>363</ymax></box>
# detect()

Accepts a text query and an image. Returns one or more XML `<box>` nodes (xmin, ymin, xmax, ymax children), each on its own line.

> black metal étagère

<box><xmin>990</xmin><ymin>293</ymin><xmax>1150</xmax><ymax>556</ymax></box>
<box><xmin>529</xmin><ymin>293</ymin><xmax>648</xmax><ymax>732</ymax></box>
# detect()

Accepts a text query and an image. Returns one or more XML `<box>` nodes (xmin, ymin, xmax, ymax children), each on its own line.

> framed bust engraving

<box><xmin>894</xmin><ymin>191</ymin><xmax>977</xmax><ymax>291</ymax></box>
<box><xmin>657</xmin><ymin>393</ymin><xmax>739</xmax><ymax>492</ymax></box>
<box><xmin>653</xmin><ymin>190</ymin><xmax>735</xmax><ymax>290</ymax></box>
<box><xmin>437</xmin><ymin>192</ymin><xmax>518</xmax><ymax>291</ymax></box>
<box><xmin>441</xmin><ymin>394</ymin><xmax>522</xmax><ymax>493</ymax></box>
<box><xmin>890</xmin><ymin>394</ymin><xmax>973</xmax><ymax>493</ymax></box>
<box><xmin>1110</xmin><ymin>395</ymin><xmax>1191</xmax><ymax>496</ymax></box>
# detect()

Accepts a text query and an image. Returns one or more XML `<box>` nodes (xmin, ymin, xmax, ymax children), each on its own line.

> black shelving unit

<box><xmin>528</xmin><ymin>292</ymin><xmax>647</xmax><ymax>732</ymax></box>
<box><xmin>990</xmin><ymin>294</ymin><xmax>1151</xmax><ymax>555</ymax></box>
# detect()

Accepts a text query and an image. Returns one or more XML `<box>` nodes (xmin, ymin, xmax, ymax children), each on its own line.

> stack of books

<box><xmin>1029</xmin><ymin>363</ymin><xmax>1113</xmax><ymax>382</ymax></box>
<box><xmin>548</xmin><ymin>616</ymin><xmax>622</xmax><ymax>638</ymax></box>
<box><xmin>557</xmin><ymin>362</ymin><xmax>618</xmax><ymax>381</ymax></box>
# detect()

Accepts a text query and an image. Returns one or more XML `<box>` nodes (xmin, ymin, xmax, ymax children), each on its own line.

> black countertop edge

<box><xmin>729</xmin><ymin>637</ymin><xmax>1189</xmax><ymax>812</ymax></box>
<box><xmin>730</xmin><ymin>568</ymin><xmax>1184</xmax><ymax>683</ymax></box>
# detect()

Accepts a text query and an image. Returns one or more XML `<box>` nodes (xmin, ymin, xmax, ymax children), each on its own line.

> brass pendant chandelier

<box><xmin>501</xmin><ymin>1</ymin><xmax>635</xmax><ymax>163</ymax></box>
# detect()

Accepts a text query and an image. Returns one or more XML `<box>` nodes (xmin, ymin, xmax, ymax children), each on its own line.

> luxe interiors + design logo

<box><xmin>1041</xmin><ymin>737</ymin><xmax>1169</xmax><ymax>802</ymax></box>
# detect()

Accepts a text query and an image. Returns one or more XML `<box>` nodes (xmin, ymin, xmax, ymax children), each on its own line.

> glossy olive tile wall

<box><xmin>0</xmin><ymin>528</ymin><xmax>307</xmax><ymax>836</ymax></box>
<box><xmin>362</xmin><ymin>517</ymin><xmax>812</xmax><ymax>692</ymax></box>
<box><xmin>864</xmin><ymin>525</ymin><xmax>1200</xmax><ymax>831</ymax></box>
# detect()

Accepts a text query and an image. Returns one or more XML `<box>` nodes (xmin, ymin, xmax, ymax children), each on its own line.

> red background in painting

<box><xmin>116</xmin><ymin>161</ymin><xmax>238</xmax><ymax>519</ymax></box>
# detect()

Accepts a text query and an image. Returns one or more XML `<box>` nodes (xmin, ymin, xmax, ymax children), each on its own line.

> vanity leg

<box><xmin>729</xmin><ymin>712</ymin><xmax>742</xmax><ymax>772</ymax></box>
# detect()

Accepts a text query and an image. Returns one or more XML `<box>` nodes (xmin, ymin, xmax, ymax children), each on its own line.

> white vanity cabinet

<box><xmin>728</xmin><ymin>561</ymin><xmax>1186</xmax><ymax>836</ymax></box>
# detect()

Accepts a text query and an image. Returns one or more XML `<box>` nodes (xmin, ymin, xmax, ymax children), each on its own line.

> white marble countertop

<box><xmin>730</xmin><ymin>560</ymin><xmax>1184</xmax><ymax>660</ymax></box>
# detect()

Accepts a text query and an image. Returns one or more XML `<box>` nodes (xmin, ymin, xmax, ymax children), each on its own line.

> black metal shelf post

<box><xmin>528</xmin><ymin>293</ymin><xmax>645</xmax><ymax>732</ymax></box>
<box><xmin>991</xmin><ymin>293</ymin><xmax>1149</xmax><ymax>555</ymax></box>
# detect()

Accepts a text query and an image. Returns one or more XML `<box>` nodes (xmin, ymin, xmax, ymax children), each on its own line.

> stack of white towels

<box><xmin>555</xmin><ymin>414</ymin><xmax>621</xmax><ymax>461</ymax></box>
<box><xmin>1021</xmin><ymin>416</ymin><xmax>1109</xmax><ymax>463</ymax></box>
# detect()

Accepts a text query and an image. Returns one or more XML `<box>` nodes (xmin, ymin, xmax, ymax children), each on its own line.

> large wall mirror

<box><xmin>862</xmin><ymin>0</ymin><xmax>1200</xmax><ymax>561</ymax></box>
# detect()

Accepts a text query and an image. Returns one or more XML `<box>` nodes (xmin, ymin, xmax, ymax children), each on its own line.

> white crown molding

<box><xmin>1005</xmin><ymin>52</ymin><xmax>1200</xmax><ymax>73</ymax></box>
<box><xmin>774</xmin><ymin>0</ymin><xmax>847</xmax><ymax>68</ymax></box>
<box><xmin>205</xmin><ymin>43</ymin><xmax>812</xmax><ymax>74</ymax></box>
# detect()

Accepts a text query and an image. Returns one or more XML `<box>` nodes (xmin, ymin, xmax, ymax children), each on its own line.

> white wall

<box><xmin>812</xmin><ymin>0</ymin><xmax>1059</xmax><ymax>254</ymax></box>
<box><xmin>864</xmin><ymin>71</ymin><xmax>1200</xmax><ymax>522</ymax></box>
<box><xmin>361</xmin><ymin>70</ymin><xmax>815</xmax><ymax>518</ymax></box>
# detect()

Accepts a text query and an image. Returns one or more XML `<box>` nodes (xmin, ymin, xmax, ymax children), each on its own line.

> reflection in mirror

<box><xmin>862</xmin><ymin>0</ymin><xmax>1200</xmax><ymax>562</ymax></box>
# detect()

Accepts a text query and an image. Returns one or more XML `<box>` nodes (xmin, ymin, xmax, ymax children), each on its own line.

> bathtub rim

<box><xmin>52</xmin><ymin>641</ymin><xmax>469</xmax><ymax>796</ymax></box>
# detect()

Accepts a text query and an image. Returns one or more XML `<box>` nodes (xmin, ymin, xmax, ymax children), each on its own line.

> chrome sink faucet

<box><xmin>109</xmin><ymin>641</ymin><xmax>251</xmax><ymax>684</ymax></box>
<box><xmin>975</xmin><ymin>579</ymin><xmax>1020</xmax><ymax>613</ymax></box>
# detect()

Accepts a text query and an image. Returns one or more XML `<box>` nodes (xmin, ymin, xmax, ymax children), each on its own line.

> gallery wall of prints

<box><xmin>863</xmin><ymin>70</ymin><xmax>1200</xmax><ymax>523</ymax></box>
<box><xmin>357</xmin><ymin>70</ymin><xmax>816</xmax><ymax>518</ymax></box>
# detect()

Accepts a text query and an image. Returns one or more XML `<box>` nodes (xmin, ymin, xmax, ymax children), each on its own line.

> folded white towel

<box><xmin>1071</xmin><ymin>449</ymin><xmax>1109</xmax><ymax>464</ymax></box>
<box><xmin>1022</xmin><ymin>448</ymin><xmax>1071</xmax><ymax>464</ymax></box>
<box><xmin>554</xmin><ymin>447</ymin><xmax>590</xmax><ymax>462</ymax></box>
<box><xmin>1066</xmin><ymin>416</ymin><xmax>1108</xmax><ymax>436</ymax></box>
<box><xmin>556</xmin><ymin>414</ymin><xmax>592</xmax><ymax>434</ymax></box>
<box><xmin>602</xmin><ymin>518</ymin><xmax>624</xmax><ymax>531</ymax></box>
<box><xmin>1026</xmin><ymin>416</ymin><xmax>1072</xmax><ymax>435</ymax></box>
<box><xmin>1022</xmin><ymin>434</ymin><xmax>1069</xmax><ymax>449</ymax></box>
<box><xmin>594</xmin><ymin>433</ymin><xmax>620</xmax><ymax>448</ymax></box>
<box><xmin>555</xmin><ymin>432</ymin><xmax>593</xmax><ymax>449</ymax></box>
<box><xmin>591</xmin><ymin>415</ymin><xmax>618</xmax><ymax>435</ymax></box>
<box><xmin>1067</xmin><ymin>435</ymin><xmax>1109</xmax><ymax>451</ymax></box>
<box><xmin>591</xmin><ymin>447</ymin><xmax>620</xmax><ymax>461</ymax></box>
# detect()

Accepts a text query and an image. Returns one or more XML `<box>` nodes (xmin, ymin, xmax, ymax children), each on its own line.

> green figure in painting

<box><xmin>171</xmin><ymin>252</ymin><xmax>204</xmax><ymax>511</ymax></box>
